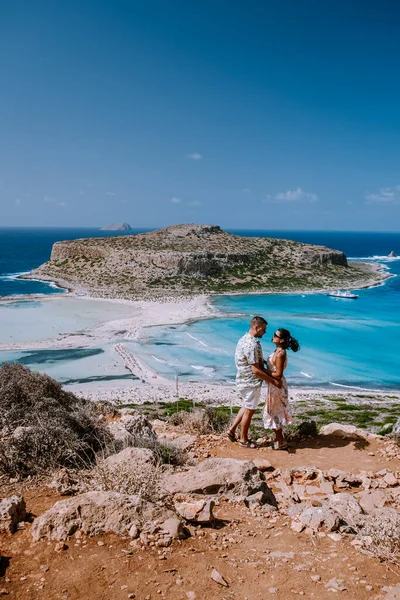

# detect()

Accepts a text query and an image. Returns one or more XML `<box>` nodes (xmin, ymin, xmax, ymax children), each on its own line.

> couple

<box><xmin>227</xmin><ymin>316</ymin><xmax>300</xmax><ymax>450</ymax></box>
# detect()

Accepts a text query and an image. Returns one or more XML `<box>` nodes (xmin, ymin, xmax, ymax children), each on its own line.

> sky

<box><xmin>0</xmin><ymin>0</ymin><xmax>400</xmax><ymax>230</ymax></box>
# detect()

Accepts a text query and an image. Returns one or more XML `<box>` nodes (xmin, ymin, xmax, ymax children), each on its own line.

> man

<box><xmin>227</xmin><ymin>316</ymin><xmax>279</xmax><ymax>448</ymax></box>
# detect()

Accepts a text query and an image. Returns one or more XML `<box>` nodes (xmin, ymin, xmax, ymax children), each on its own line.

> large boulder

<box><xmin>175</xmin><ymin>499</ymin><xmax>215</xmax><ymax>523</ymax></box>
<box><xmin>0</xmin><ymin>495</ymin><xmax>26</xmax><ymax>533</ymax></box>
<box><xmin>31</xmin><ymin>491</ymin><xmax>170</xmax><ymax>542</ymax></box>
<box><xmin>102</xmin><ymin>446</ymin><xmax>156</xmax><ymax>469</ymax></box>
<box><xmin>289</xmin><ymin>504</ymin><xmax>340</xmax><ymax>533</ymax></box>
<box><xmin>319</xmin><ymin>423</ymin><xmax>375</xmax><ymax>441</ymax></box>
<box><xmin>161</xmin><ymin>458</ymin><xmax>276</xmax><ymax>505</ymax></box>
<box><xmin>121</xmin><ymin>412</ymin><xmax>156</xmax><ymax>442</ymax></box>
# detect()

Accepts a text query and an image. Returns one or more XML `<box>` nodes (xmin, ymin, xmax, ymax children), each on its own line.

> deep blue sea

<box><xmin>0</xmin><ymin>228</ymin><xmax>399</xmax><ymax>389</ymax></box>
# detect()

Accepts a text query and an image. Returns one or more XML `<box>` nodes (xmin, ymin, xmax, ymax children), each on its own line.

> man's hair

<box><xmin>250</xmin><ymin>316</ymin><xmax>268</xmax><ymax>328</ymax></box>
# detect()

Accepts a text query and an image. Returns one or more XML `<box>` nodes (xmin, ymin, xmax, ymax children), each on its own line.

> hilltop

<box><xmin>25</xmin><ymin>224</ymin><xmax>387</xmax><ymax>299</ymax></box>
<box><xmin>100</xmin><ymin>222</ymin><xmax>132</xmax><ymax>231</ymax></box>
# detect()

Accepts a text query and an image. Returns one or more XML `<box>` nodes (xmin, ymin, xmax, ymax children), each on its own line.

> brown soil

<box><xmin>1</xmin><ymin>435</ymin><xmax>399</xmax><ymax>600</ymax></box>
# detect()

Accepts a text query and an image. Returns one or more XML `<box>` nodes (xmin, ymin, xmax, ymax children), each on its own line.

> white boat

<box><xmin>327</xmin><ymin>290</ymin><xmax>359</xmax><ymax>299</ymax></box>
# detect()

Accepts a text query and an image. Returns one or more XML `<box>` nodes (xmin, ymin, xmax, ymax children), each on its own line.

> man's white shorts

<box><xmin>238</xmin><ymin>385</ymin><xmax>262</xmax><ymax>410</ymax></box>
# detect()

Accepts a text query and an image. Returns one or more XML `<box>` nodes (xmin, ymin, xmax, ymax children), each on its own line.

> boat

<box><xmin>327</xmin><ymin>290</ymin><xmax>359</xmax><ymax>299</ymax></box>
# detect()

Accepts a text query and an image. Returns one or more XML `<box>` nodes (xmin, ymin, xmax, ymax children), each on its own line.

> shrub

<box><xmin>168</xmin><ymin>407</ymin><xmax>230</xmax><ymax>435</ymax></box>
<box><xmin>0</xmin><ymin>363</ymin><xmax>112</xmax><ymax>477</ymax></box>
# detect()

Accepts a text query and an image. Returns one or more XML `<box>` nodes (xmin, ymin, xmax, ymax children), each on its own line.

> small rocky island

<box><xmin>26</xmin><ymin>224</ymin><xmax>387</xmax><ymax>299</ymax></box>
<box><xmin>100</xmin><ymin>223</ymin><xmax>132</xmax><ymax>231</ymax></box>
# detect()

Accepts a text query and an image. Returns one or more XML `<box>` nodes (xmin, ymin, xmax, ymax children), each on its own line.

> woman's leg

<box><xmin>274</xmin><ymin>428</ymin><xmax>287</xmax><ymax>449</ymax></box>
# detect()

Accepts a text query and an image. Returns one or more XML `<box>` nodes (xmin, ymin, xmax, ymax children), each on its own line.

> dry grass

<box><xmin>77</xmin><ymin>460</ymin><xmax>164</xmax><ymax>502</ymax></box>
<box><xmin>354</xmin><ymin>511</ymin><xmax>400</xmax><ymax>565</ymax></box>
<box><xmin>169</xmin><ymin>407</ymin><xmax>230</xmax><ymax>435</ymax></box>
<box><xmin>0</xmin><ymin>363</ymin><xmax>112</xmax><ymax>477</ymax></box>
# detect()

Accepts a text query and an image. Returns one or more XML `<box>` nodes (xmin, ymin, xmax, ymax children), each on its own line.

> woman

<box><xmin>263</xmin><ymin>328</ymin><xmax>300</xmax><ymax>450</ymax></box>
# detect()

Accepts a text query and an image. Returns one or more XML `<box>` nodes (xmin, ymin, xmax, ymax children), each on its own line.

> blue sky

<box><xmin>1</xmin><ymin>0</ymin><xmax>400</xmax><ymax>230</ymax></box>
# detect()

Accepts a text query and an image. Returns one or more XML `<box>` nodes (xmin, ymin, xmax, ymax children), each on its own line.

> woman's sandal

<box><xmin>227</xmin><ymin>430</ymin><xmax>237</xmax><ymax>443</ymax></box>
<box><xmin>239</xmin><ymin>440</ymin><xmax>259</xmax><ymax>449</ymax></box>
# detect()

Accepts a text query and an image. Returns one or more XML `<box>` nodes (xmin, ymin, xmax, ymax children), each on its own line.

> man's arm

<box><xmin>251</xmin><ymin>364</ymin><xmax>282</xmax><ymax>387</ymax></box>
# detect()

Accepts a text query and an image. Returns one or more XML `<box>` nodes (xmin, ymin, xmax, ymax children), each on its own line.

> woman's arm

<box><xmin>251</xmin><ymin>364</ymin><xmax>282</xmax><ymax>388</ymax></box>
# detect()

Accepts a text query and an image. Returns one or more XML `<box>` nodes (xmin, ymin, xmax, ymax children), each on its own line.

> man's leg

<box><xmin>228</xmin><ymin>407</ymin><xmax>245</xmax><ymax>436</ymax></box>
<box><xmin>240</xmin><ymin>408</ymin><xmax>255</xmax><ymax>444</ymax></box>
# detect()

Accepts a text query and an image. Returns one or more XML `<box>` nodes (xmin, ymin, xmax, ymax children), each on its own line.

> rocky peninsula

<box><xmin>24</xmin><ymin>224</ymin><xmax>387</xmax><ymax>299</ymax></box>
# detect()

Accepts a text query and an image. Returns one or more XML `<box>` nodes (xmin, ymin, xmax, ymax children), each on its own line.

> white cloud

<box><xmin>44</xmin><ymin>196</ymin><xmax>67</xmax><ymax>207</ymax></box>
<box><xmin>188</xmin><ymin>200</ymin><xmax>202</xmax><ymax>206</ymax></box>
<box><xmin>186</xmin><ymin>153</ymin><xmax>202</xmax><ymax>160</ymax></box>
<box><xmin>170</xmin><ymin>196</ymin><xmax>182</xmax><ymax>204</ymax></box>
<box><xmin>263</xmin><ymin>188</ymin><xmax>318</xmax><ymax>203</ymax></box>
<box><xmin>365</xmin><ymin>185</ymin><xmax>400</xmax><ymax>204</ymax></box>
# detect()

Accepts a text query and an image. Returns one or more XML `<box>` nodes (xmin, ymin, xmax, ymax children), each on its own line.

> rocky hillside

<box><xmin>25</xmin><ymin>224</ymin><xmax>386</xmax><ymax>299</ymax></box>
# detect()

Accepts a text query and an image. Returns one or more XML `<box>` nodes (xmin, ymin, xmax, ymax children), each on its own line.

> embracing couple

<box><xmin>227</xmin><ymin>316</ymin><xmax>300</xmax><ymax>450</ymax></box>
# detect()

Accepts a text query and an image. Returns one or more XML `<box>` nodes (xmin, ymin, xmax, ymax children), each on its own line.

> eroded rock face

<box><xmin>0</xmin><ymin>496</ymin><xmax>26</xmax><ymax>533</ymax></box>
<box><xmin>31</xmin><ymin>491</ymin><xmax>153</xmax><ymax>541</ymax></box>
<box><xmin>161</xmin><ymin>458</ymin><xmax>276</xmax><ymax>505</ymax></box>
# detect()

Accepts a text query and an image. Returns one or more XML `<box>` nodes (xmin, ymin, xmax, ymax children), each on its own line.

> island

<box><xmin>100</xmin><ymin>223</ymin><xmax>132</xmax><ymax>231</ymax></box>
<box><xmin>24</xmin><ymin>223</ymin><xmax>388</xmax><ymax>299</ymax></box>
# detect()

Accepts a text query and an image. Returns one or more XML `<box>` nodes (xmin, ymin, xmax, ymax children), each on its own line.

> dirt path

<box><xmin>1</xmin><ymin>434</ymin><xmax>399</xmax><ymax>600</ymax></box>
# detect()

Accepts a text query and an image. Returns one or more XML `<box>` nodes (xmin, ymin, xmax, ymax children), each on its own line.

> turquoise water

<box><xmin>130</xmin><ymin>250</ymin><xmax>400</xmax><ymax>390</ymax></box>
<box><xmin>0</xmin><ymin>229</ymin><xmax>399</xmax><ymax>389</ymax></box>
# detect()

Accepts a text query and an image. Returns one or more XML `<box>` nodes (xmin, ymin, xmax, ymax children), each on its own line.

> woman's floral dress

<box><xmin>263</xmin><ymin>349</ymin><xmax>292</xmax><ymax>430</ymax></box>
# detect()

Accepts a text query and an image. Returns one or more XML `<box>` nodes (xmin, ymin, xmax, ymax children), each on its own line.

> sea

<box><xmin>0</xmin><ymin>228</ymin><xmax>399</xmax><ymax>390</ymax></box>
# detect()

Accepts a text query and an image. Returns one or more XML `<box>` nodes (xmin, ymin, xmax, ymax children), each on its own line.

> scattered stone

<box><xmin>48</xmin><ymin>469</ymin><xmax>79</xmax><ymax>496</ymax></box>
<box><xmin>159</xmin><ymin>518</ymin><xmax>186</xmax><ymax>540</ymax></box>
<box><xmin>175</xmin><ymin>500</ymin><xmax>215</xmax><ymax>523</ymax></box>
<box><xmin>211</xmin><ymin>569</ymin><xmax>228</xmax><ymax>587</ymax></box>
<box><xmin>311</xmin><ymin>575</ymin><xmax>321</xmax><ymax>582</ymax></box>
<box><xmin>325</xmin><ymin>493</ymin><xmax>363</xmax><ymax>522</ymax></box>
<box><xmin>186</xmin><ymin>592</ymin><xmax>196</xmax><ymax>600</ymax></box>
<box><xmin>291</xmin><ymin>521</ymin><xmax>305</xmax><ymax>533</ymax></box>
<box><xmin>54</xmin><ymin>542</ymin><xmax>68</xmax><ymax>552</ymax></box>
<box><xmin>325</xmin><ymin>578</ymin><xmax>348</xmax><ymax>592</ymax></box>
<box><xmin>252</xmin><ymin>458</ymin><xmax>274</xmax><ymax>472</ymax></box>
<box><xmin>383</xmin><ymin>472</ymin><xmax>397</xmax><ymax>487</ymax></box>
<box><xmin>0</xmin><ymin>496</ymin><xmax>26</xmax><ymax>534</ymax></box>
<box><xmin>328</xmin><ymin>533</ymin><xmax>342</xmax><ymax>542</ymax></box>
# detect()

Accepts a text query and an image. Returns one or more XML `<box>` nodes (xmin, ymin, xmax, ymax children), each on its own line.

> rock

<box><xmin>161</xmin><ymin>458</ymin><xmax>276</xmax><ymax>504</ymax></box>
<box><xmin>383</xmin><ymin>472</ymin><xmax>397</xmax><ymax>487</ymax></box>
<box><xmin>325</xmin><ymin>578</ymin><xmax>347</xmax><ymax>592</ymax></box>
<box><xmin>211</xmin><ymin>569</ymin><xmax>228</xmax><ymax>587</ymax></box>
<box><xmin>328</xmin><ymin>533</ymin><xmax>342</xmax><ymax>542</ymax></box>
<box><xmin>31</xmin><ymin>491</ymin><xmax>164</xmax><ymax>541</ymax></box>
<box><xmin>102</xmin><ymin>446</ymin><xmax>156</xmax><ymax>469</ymax></box>
<box><xmin>383</xmin><ymin>584</ymin><xmax>400</xmax><ymax>600</ymax></box>
<box><xmin>388</xmin><ymin>251</ymin><xmax>397</xmax><ymax>258</ymax></box>
<box><xmin>159</xmin><ymin>517</ymin><xmax>186</xmax><ymax>540</ymax></box>
<box><xmin>319</xmin><ymin>423</ymin><xmax>374</xmax><ymax>441</ymax></box>
<box><xmin>175</xmin><ymin>500</ymin><xmax>215</xmax><ymax>523</ymax></box>
<box><xmin>291</xmin><ymin>521</ymin><xmax>305</xmax><ymax>533</ymax></box>
<box><xmin>357</xmin><ymin>490</ymin><xmax>388</xmax><ymax>512</ymax></box>
<box><xmin>121</xmin><ymin>412</ymin><xmax>157</xmax><ymax>443</ymax></box>
<box><xmin>158</xmin><ymin>434</ymin><xmax>196</xmax><ymax>452</ymax></box>
<box><xmin>252</xmin><ymin>458</ymin><xmax>274</xmax><ymax>472</ymax></box>
<box><xmin>291</xmin><ymin>505</ymin><xmax>340</xmax><ymax>532</ymax></box>
<box><xmin>48</xmin><ymin>469</ymin><xmax>79</xmax><ymax>496</ymax></box>
<box><xmin>244</xmin><ymin>491</ymin><xmax>270</xmax><ymax>508</ymax></box>
<box><xmin>100</xmin><ymin>223</ymin><xmax>132</xmax><ymax>231</ymax></box>
<box><xmin>54</xmin><ymin>542</ymin><xmax>68</xmax><ymax>552</ymax></box>
<box><xmin>0</xmin><ymin>496</ymin><xmax>26</xmax><ymax>533</ymax></box>
<box><xmin>324</xmin><ymin>493</ymin><xmax>363</xmax><ymax>523</ymax></box>
<box><xmin>311</xmin><ymin>575</ymin><xmax>321</xmax><ymax>582</ymax></box>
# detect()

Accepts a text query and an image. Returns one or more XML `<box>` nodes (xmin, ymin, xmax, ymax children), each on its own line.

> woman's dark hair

<box><xmin>276</xmin><ymin>328</ymin><xmax>300</xmax><ymax>352</ymax></box>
